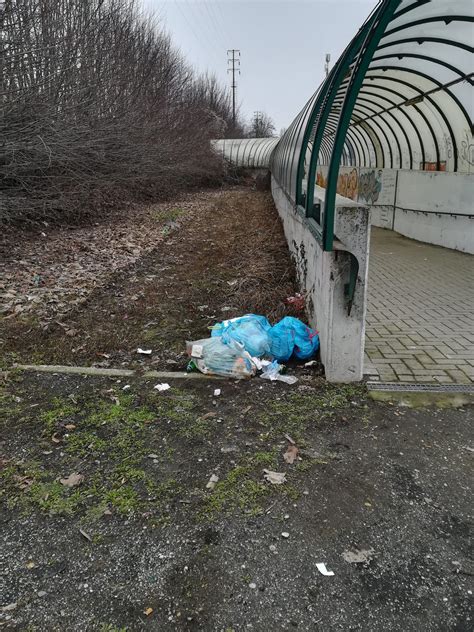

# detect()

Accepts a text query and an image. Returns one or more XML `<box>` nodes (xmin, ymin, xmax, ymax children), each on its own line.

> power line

<box><xmin>206</xmin><ymin>1</ymin><xmax>232</xmax><ymax>50</ymax></box>
<box><xmin>203</xmin><ymin>1</ymin><xmax>228</xmax><ymax>52</ymax></box>
<box><xmin>178</xmin><ymin>0</ymin><xmax>225</xmax><ymax>62</ymax></box>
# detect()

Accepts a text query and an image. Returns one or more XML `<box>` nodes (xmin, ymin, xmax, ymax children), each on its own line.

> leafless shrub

<box><xmin>0</xmin><ymin>0</ymin><xmax>244</xmax><ymax>223</ymax></box>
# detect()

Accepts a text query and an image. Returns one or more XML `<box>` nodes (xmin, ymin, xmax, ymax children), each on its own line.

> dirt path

<box><xmin>1</xmin><ymin>187</ymin><xmax>298</xmax><ymax>370</ymax></box>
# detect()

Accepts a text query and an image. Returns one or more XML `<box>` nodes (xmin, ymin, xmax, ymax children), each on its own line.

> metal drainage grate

<box><xmin>367</xmin><ymin>382</ymin><xmax>474</xmax><ymax>393</ymax></box>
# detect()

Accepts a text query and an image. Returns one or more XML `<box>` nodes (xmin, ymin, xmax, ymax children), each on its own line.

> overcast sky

<box><xmin>143</xmin><ymin>0</ymin><xmax>379</xmax><ymax>132</ymax></box>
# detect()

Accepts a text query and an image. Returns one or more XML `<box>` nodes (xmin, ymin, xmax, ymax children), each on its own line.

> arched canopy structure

<box><xmin>271</xmin><ymin>0</ymin><xmax>473</xmax><ymax>251</ymax></box>
<box><xmin>212</xmin><ymin>138</ymin><xmax>279</xmax><ymax>168</ymax></box>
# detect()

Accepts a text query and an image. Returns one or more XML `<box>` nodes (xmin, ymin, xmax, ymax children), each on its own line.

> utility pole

<box><xmin>254</xmin><ymin>110</ymin><xmax>263</xmax><ymax>137</ymax></box>
<box><xmin>324</xmin><ymin>53</ymin><xmax>331</xmax><ymax>78</ymax></box>
<box><xmin>227</xmin><ymin>49</ymin><xmax>240</xmax><ymax>127</ymax></box>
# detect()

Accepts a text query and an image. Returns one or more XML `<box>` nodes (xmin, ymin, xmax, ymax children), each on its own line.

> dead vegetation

<box><xmin>1</xmin><ymin>187</ymin><xmax>300</xmax><ymax>369</ymax></box>
<box><xmin>1</xmin><ymin>0</ymin><xmax>245</xmax><ymax>224</ymax></box>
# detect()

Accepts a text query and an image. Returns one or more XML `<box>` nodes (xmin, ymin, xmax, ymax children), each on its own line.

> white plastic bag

<box><xmin>186</xmin><ymin>337</ymin><xmax>256</xmax><ymax>379</ymax></box>
<box><xmin>260</xmin><ymin>360</ymin><xmax>298</xmax><ymax>385</ymax></box>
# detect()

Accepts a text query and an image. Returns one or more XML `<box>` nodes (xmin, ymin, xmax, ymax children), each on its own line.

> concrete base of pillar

<box><xmin>271</xmin><ymin>177</ymin><xmax>370</xmax><ymax>382</ymax></box>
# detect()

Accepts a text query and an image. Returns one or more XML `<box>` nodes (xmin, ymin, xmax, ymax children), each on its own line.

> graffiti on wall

<box><xmin>336</xmin><ymin>168</ymin><xmax>359</xmax><ymax>200</ymax></box>
<box><xmin>357</xmin><ymin>169</ymin><xmax>383</xmax><ymax>204</ymax></box>
<box><xmin>315</xmin><ymin>167</ymin><xmax>359</xmax><ymax>201</ymax></box>
<box><xmin>315</xmin><ymin>166</ymin><xmax>397</xmax><ymax>206</ymax></box>
<box><xmin>460</xmin><ymin>130</ymin><xmax>474</xmax><ymax>168</ymax></box>
<box><xmin>420</xmin><ymin>161</ymin><xmax>447</xmax><ymax>171</ymax></box>
<box><xmin>316</xmin><ymin>169</ymin><xmax>327</xmax><ymax>189</ymax></box>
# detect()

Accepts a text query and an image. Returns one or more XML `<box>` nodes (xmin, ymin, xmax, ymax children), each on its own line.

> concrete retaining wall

<box><xmin>393</xmin><ymin>171</ymin><xmax>474</xmax><ymax>253</ymax></box>
<box><xmin>316</xmin><ymin>165</ymin><xmax>474</xmax><ymax>253</ymax></box>
<box><xmin>272</xmin><ymin>177</ymin><xmax>370</xmax><ymax>383</ymax></box>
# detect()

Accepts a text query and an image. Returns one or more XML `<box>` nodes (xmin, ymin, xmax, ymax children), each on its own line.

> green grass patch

<box><xmin>1</xmin><ymin>392</ymin><xmax>188</xmax><ymax>519</ymax></box>
<box><xmin>40</xmin><ymin>397</ymin><xmax>80</xmax><ymax>432</ymax></box>
<box><xmin>258</xmin><ymin>383</ymin><xmax>365</xmax><ymax>443</ymax></box>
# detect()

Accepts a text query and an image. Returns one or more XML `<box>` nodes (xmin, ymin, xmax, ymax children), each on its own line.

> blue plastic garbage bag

<box><xmin>268</xmin><ymin>316</ymin><xmax>319</xmax><ymax>361</ymax></box>
<box><xmin>211</xmin><ymin>314</ymin><xmax>272</xmax><ymax>358</ymax></box>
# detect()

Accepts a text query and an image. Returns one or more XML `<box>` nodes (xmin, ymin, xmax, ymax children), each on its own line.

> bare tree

<box><xmin>0</xmin><ymin>0</ymin><xmax>245</xmax><ymax>223</ymax></box>
<box><xmin>248</xmin><ymin>112</ymin><xmax>276</xmax><ymax>138</ymax></box>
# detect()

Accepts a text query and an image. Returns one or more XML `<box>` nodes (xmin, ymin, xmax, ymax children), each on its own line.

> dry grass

<box><xmin>1</xmin><ymin>186</ymin><xmax>300</xmax><ymax>369</ymax></box>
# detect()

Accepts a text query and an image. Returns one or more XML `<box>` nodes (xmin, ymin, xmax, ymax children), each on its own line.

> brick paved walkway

<box><xmin>365</xmin><ymin>228</ymin><xmax>474</xmax><ymax>384</ymax></box>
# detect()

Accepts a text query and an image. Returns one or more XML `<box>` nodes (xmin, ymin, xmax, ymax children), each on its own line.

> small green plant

<box><xmin>152</xmin><ymin>207</ymin><xmax>184</xmax><ymax>223</ymax></box>
<box><xmin>40</xmin><ymin>397</ymin><xmax>79</xmax><ymax>431</ymax></box>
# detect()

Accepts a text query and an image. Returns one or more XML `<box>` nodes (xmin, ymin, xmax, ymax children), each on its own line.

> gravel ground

<box><xmin>1</xmin><ymin>371</ymin><xmax>472</xmax><ymax>632</ymax></box>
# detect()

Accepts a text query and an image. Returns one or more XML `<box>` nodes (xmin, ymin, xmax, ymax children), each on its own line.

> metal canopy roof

<box><xmin>271</xmin><ymin>0</ymin><xmax>473</xmax><ymax>251</ymax></box>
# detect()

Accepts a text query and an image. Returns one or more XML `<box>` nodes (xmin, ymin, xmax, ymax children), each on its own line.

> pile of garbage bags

<box><xmin>186</xmin><ymin>314</ymin><xmax>319</xmax><ymax>381</ymax></box>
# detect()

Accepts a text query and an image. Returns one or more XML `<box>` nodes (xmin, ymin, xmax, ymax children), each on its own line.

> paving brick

<box><xmin>365</xmin><ymin>228</ymin><xmax>474</xmax><ymax>385</ymax></box>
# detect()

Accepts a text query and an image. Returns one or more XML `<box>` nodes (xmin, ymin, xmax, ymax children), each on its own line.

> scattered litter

<box><xmin>144</xmin><ymin>607</ymin><xmax>153</xmax><ymax>616</ymax></box>
<box><xmin>37</xmin><ymin>591</ymin><xmax>47</xmax><ymax>598</ymax></box>
<box><xmin>251</xmin><ymin>357</ymin><xmax>271</xmax><ymax>371</ymax></box>
<box><xmin>213</xmin><ymin>388</ymin><xmax>221</xmax><ymax>397</ymax></box>
<box><xmin>285</xmin><ymin>293</ymin><xmax>305</xmax><ymax>311</ymax></box>
<box><xmin>263</xmin><ymin>469</ymin><xmax>287</xmax><ymax>485</ymax></box>
<box><xmin>304</xmin><ymin>360</ymin><xmax>318</xmax><ymax>367</ymax></box>
<box><xmin>2</xmin><ymin>603</ymin><xmax>17</xmax><ymax>612</ymax></box>
<box><xmin>221</xmin><ymin>446</ymin><xmax>238</xmax><ymax>453</ymax></box>
<box><xmin>269</xmin><ymin>545</ymin><xmax>277</xmax><ymax>552</ymax></box>
<box><xmin>147</xmin><ymin>454</ymin><xmax>159</xmax><ymax>459</ymax></box>
<box><xmin>51</xmin><ymin>432</ymin><xmax>61</xmax><ymax>444</ymax></box>
<box><xmin>64</xmin><ymin>424</ymin><xmax>76</xmax><ymax>431</ymax></box>
<box><xmin>283</xmin><ymin>445</ymin><xmax>299</xmax><ymax>464</ymax></box>
<box><xmin>260</xmin><ymin>360</ymin><xmax>298</xmax><ymax>385</ymax></box>
<box><xmin>154</xmin><ymin>383</ymin><xmax>170</xmax><ymax>392</ymax></box>
<box><xmin>60</xmin><ymin>472</ymin><xmax>84</xmax><ymax>487</ymax></box>
<box><xmin>227</xmin><ymin>279</ymin><xmax>238</xmax><ymax>286</ymax></box>
<box><xmin>316</xmin><ymin>563</ymin><xmax>334</xmax><ymax>576</ymax></box>
<box><xmin>79</xmin><ymin>528</ymin><xmax>92</xmax><ymax>542</ymax></box>
<box><xmin>249</xmin><ymin>582</ymin><xmax>257</xmax><ymax>589</ymax></box>
<box><xmin>206</xmin><ymin>474</ymin><xmax>219</xmax><ymax>490</ymax></box>
<box><xmin>184</xmin><ymin>313</ymin><xmax>318</xmax><ymax>381</ymax></box>
<box><xmin>26</xmin><ymin>561</ymin><xmax>36</xmax><ymax>569</ymax></box>
<box><xmin>122</xmin><ymin>384</ymin><xmax>131</xmax><ymax>390</ymax></box>
<box><xmin>281</xmin><ymin>532</ymin><xmax>290</xmax><ymax>539</ymax></box>
<box><xmin>284</xmin><ymin>433</ymin><xmax>296</xmax><ymax>445</ymax></box>
<box><xmin>186</xmin><ymin>359</ymin><xmax>198</xmax><ymax>373</ymax></box>
<box><xmin>342</xmin><ymin>548</ymin><xmax>374</xmax><ymax>564</ymax></box>
<box><xmin>462</xmin><ymin>446</ymin><xmax>473</xmax><ymax>453</ymax></box>
<box><xmin>137</xmin><ymin>348</ymin><xmax>152</xmax><ymax>355</ymax></box>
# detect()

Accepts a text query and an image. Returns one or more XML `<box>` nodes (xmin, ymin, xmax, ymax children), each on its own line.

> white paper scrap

<box><xmin>137</xmin><ymin>348</ymin><xmax>152</xmax><ymax>355</ymax></box>
<box><xmin>154</xmin><ymin>383</ymin><xmax>171</xmax><ymax>392</ymax></box>
<box><xmin>316</xmin><ymin>563</ymin><xmax>334</xmax><ymax>576</ymax></box>
<box><xmin>191</xmin><ymin>344</ymin><xmax>204</xmax><ymax>358</ymax></box>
